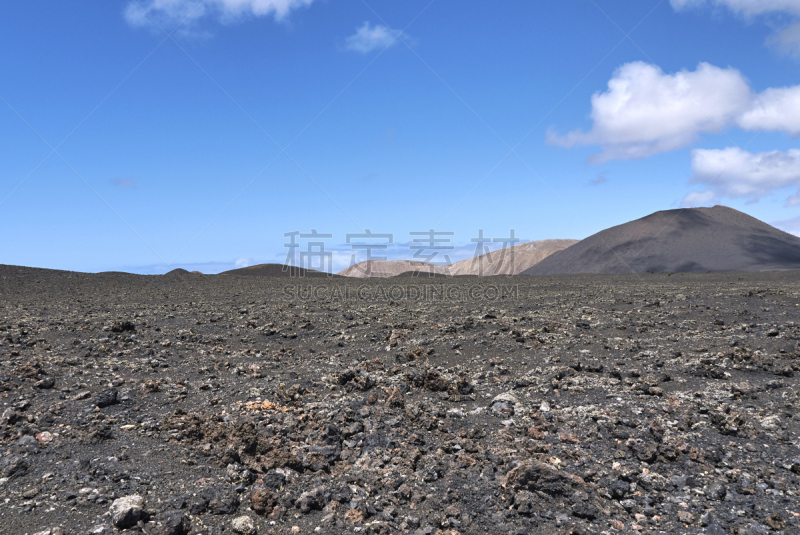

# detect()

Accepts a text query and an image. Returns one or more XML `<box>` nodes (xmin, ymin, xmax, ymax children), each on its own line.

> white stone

<box><xmin>231</xmin><ymin>515</ymin><xmax>256</xmax><ymax>535</ymax></box>
<box><xmin>109</xmin><ymin>495</ymin><xmax>144</xmax><ymax>528</ymax></box>
<box><xmin>491</xmin><ymin>392</ymin><xmax>518</xmax><ymax>405</ymax></box>
<box><xmin>761</xmin><ymin>415</ymin><xmax>781</xmax><ymax>431</ymax></box>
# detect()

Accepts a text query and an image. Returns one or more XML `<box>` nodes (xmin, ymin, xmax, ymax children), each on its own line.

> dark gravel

<box><xmin>0</xmin><ymin>265</ymin><xmax>799</xmax><ymax>535</ymax></box>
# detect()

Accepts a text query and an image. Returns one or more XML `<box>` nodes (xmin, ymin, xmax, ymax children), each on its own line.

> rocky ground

<box><xmin>1</xmin><ymin>265</ymin><xmax>799</xmax><ymax>535</ymax></box>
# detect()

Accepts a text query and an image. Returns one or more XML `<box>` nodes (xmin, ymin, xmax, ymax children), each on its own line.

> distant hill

<box><xmin>337</xmin><ymin>240</ymin><xmax>576</xmax><ymax>278</ymax></box>
<box><xmin>220</xmin><ymin>263</ymin><xmax>332</xmax><ymax>278</ymax></box>
<box><xmin>337</xmin><ymin>260</ymin><xmax>449</xmax><ymax>278</ymax></box>
<box><xmin>448</xmin><ymin>239</ymin><xmax>578</xmax><ymax>276</ymax></box>
<box><xmin>163</xmin><ymin>268</ymin><xmax>201</xmax><ymax>276</ymax></box>
<box><xmin>523</xmin><ymin>206</ymin><xmax>800</xmax><ymax>275</ymax></box>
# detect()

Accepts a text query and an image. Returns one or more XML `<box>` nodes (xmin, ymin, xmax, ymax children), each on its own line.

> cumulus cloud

<box><xmin>671</xmin><ymin>0</ymin><xmax>800</xmax><ymax>16</ymax></box>
<box><xmin>124</xmin><ymin>0</ymin><xmax>314</xmax><ymax>29</ymax></box>
<box><xmin>684</xmin><ymin>147</ymin><xmax>800</xmax><ymax>205</ymax></box>
<box><xmin>671</xmin><ymin>0</ymin><xmax>800</xmax><ymax>56</ymax></box>
<box><xmin>549</xmin><ymin>61</ymin><xmax>800</xmax><ymax>162</ymax></box>
<box><xmin>345</xmin><ymin>22</ymin><xmax>403</xmax><ymax>54</ymax></box>
<box><xmin>547</xmin><ymin>62</ymin><xmax>752</xmax><ymax>163</ymax></box>
<box><xmin>738</xmin><ymin>85</ymin><xmax>800</xmax><ymax>135</ymax></box>
<box><xmin>681</xmin><ymin>189</ymin><xmax>719</xmax><ymax>207</ymax></box>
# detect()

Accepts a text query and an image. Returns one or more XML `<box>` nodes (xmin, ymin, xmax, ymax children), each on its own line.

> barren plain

<box><xmin>1</xmin><ymin>265</ymin><xmax>799</xmax><ymax>535</ymax></box>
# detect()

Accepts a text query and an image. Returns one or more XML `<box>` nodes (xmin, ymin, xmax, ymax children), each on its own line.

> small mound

<box><xmin>220</xmin><ymin>263</ymin><xmax>332</xmax><ymax>278</ymax></box>
<box><xmin>164</xmin><ymin>268</ymin><xmax>191</xmax><ymax>276</ymax></box>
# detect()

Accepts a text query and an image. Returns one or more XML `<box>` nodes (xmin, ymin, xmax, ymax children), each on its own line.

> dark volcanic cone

<box><xmin>523</xmin><ymin>205</ymin><xmax>800</xmax><ymax>275</ymax></box>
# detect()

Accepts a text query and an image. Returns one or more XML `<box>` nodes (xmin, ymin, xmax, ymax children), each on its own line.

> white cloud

<box><xmin>671</xmin><ymin>0</ymin><xmax>800</xmax><ymax>16</ymax></box>
<box><xmin>738</xmin><ymin>85</ymin><xmax>800</xmax><ymax>135</ymax></box>
<box><xmin>686</xmin><ymin>147</ymin><xmax>800</xmax><ymax>204</ymax></box>
<box><xmin>547</xmin><ymin>62</ymin><xmax>752</xmax><ymax>163</ymax></box>
<box><xmin>345</xmin><ymin>22</ymin><xmax>403</xmax><ymax>54</ymax></box>
<box><xmin>234</xmin><ymin>257</ymin><xmax>254</xmax><ymax>268</ymax></box>
<box><xmin>671</xmin><ymin>0</ymin><xmax>800</xmax><ymax>56</ymax></box>
<box><xmin>549</xmin><ymin>61</ymin><xmax>800</xmax><ymax>162</ymax></box>
<box><xmin>124</xmin><ymin>0</ymin><xmax>314</xmax><ymax>29</ymax></box>
<box><xmin>769</xmin><ymin>21</ymin><xmax>800</xmax><ymax>57</ymax></box>
<box><xmin>681</xmin><ymin>189</ymin><xmax>719</xmax><ymax>207</ymax></box>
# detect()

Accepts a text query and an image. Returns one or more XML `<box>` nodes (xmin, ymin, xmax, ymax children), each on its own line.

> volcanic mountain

<box><xmin>523</xmin><ymin>205</ymin><xmax>800</xmax><ymax>275</ymax></box>
<box><xmin>448</xmin><ymin>239</ymin><xmax>578</xmax><ymax>276</ymax></box>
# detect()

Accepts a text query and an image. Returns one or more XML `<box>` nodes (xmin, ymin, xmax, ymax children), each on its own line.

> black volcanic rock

<box><xmin>523</xmin><ymin>205</ymin><xmax>800</xmax><ymax>275</ymax></box>
<box><xmin>93</xmin><ymin>388</ymin><xmax>119</xmax><ymax>408</ymax></box>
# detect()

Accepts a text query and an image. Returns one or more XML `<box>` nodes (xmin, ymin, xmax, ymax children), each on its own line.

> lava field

<box><xmin>1</xmin><ymin>266</ymin><xmax>799</xmax><ymax>535</ymax></box>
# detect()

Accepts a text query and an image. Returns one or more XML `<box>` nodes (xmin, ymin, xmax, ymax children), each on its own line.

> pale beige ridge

<box><xmin>337</xmin><ymin>239</ymin><xmax>577</xmax><ymax>278</ymax></box>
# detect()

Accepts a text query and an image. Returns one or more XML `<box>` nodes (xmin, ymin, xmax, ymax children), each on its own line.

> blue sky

<box><xmin>2</xmin><ymin>0</ymin><xmax>800</xmax><ymax>274</ymax></box>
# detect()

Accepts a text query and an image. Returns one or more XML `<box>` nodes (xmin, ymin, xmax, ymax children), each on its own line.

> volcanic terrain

<box><xmin>0</xmin><ymin>265</ymin><xmax>798</xmax><ymax>535</ymax></box>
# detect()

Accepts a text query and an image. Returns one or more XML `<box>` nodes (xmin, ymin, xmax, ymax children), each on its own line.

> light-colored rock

<box><xmin>492</xmin><ymin>392</ymin><xmax>518</xmax><ymax>417</ymax></box>
<box><xmin>492</xmin><ymin>392</ymin><xmax>518</xmax><ymax>405</ymax></box>
<box><xmin>231</xmin><ymin>515</ymin><xmax>256</xmax><ymax>535</ymax></box>
<box><xmin>109</xmin><ymin>495</ymin><xmax>144</xmax><ymax>528</ymax></box>
<box><xmin>678</xmin><ymin>510</ymin><xmax>696</xmax><ymax>524</ymax></box>
<box><xmin>760</xmin><ymin>415</ymin><xmax>780</xmax><ymax>431</ymax></box>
